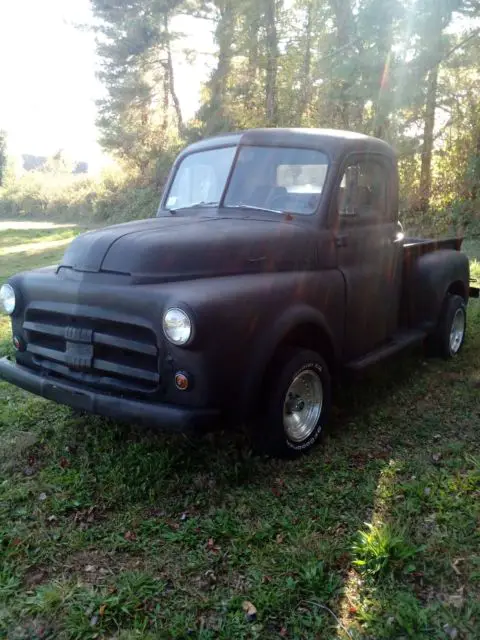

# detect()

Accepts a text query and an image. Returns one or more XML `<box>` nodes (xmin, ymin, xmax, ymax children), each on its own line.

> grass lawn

<box><xmin>1</xmin><ymin>223</ymin><xmax>479</xmax><ymax>639</ymax></box>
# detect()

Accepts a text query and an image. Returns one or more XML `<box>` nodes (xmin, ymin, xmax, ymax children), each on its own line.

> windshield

<box><xmin>165</xmin><ymin>145</ymin><xmax>329</xmax><ymax>214</ymax></box>
<box><xmin>165</xmin><ymin>146</ymin><xmax>236</xmax><ymax>210</ymax></box>
<box><xmin>225</xmin><ymin>146</ymin><xmax>328</xmax><ymax>214</ymax></box>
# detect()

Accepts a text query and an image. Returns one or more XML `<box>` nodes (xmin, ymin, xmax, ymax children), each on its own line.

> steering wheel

<box><xmin>269</xmin><ymin>194</ymin><xmax>295</xmax><ymax>212</ymax></box>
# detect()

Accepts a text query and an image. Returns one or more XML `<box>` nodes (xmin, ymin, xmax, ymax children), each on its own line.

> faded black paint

<box><xmin>0</xmin><ymin>129</ymin><xmax>474</xmax><ymax>430</ymax></box>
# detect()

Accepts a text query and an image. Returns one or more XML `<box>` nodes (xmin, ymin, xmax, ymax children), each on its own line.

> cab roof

<box><xmin>181</xmin><ymin>128</ymin><xmax>396</xmax><ymax>162</ymax></box>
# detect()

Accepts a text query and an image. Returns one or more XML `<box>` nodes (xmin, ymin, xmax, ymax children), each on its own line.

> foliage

<box><xmin>0</xmin><ymin>130</ymin><xmax>7</xmax><ymax>187</ymax></box>
<box><xmin>352</xmin><ymin>522</ymin><xmax>420</xmax><ymax>578</ymax></box>
<box><xmin>0</xmin><ymin>227</ymin><xmax>479</xmax><ymax>638</ymax></box>
<box><xmin>3</xmin><ymin>1</ymin><xmax>480</xmax><ymax>230</ymax></box>
<box><xmin>90</xmin><ymin>0</ymin><xmax>190</xmax><ymax>174</ymax></box>
<box><xmin>0</xmin><ymin>165</ymin><xmax>162</xmax><ymax>224</ymax></box>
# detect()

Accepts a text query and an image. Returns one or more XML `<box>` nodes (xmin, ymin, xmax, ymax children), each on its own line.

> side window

<box><xmin>338</xmin><ymin>160</ymin><xmax>388</xmax><ymax>220</ymax></box>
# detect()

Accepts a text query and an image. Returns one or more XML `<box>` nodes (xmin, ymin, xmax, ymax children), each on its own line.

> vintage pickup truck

<box><xmin>1</xmin><ymin>129</ymin><xmax>479</xmax><ymax>456</ymax></box>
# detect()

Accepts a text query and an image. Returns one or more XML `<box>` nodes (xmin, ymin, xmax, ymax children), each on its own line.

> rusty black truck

<box><xmin>1</xmin><ymin>129</ymin><xmax>479</xmax><ymax>456</ymax></box>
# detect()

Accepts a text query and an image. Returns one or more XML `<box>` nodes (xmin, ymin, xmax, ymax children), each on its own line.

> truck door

<box><xmin>334</xmin><ymin>155</ymin><xmax>402</xmax><ymax>360</ymax></box>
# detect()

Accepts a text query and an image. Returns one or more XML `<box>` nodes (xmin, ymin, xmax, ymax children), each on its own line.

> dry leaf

<box><xmin>451</xmin><ymin>558</ymin><xmax>464</xmax><ymax>576</ymax></box>
<box><xmin>447</xmin><ymin>595</ymin><xmax>464</xmax><ymax>609</ymax></box>
<box><xmin>276</xmin><ymin>534</ymin><xmax>284</xmax><ymax>544</ymax></box>
<box><xmin>445</xmin><ymin>587</ymin><xmax>464</xmax><ymax>609</ymax></box>
<box><xmin>443</xmin><ymin>623</ymin><xmax>458</xmax><ymax>639</ymax></box>
<box><xmin>99</xmin><ymin>604</ymin><xmax>106</xmax><ymax>616</ymax></box>
<box><xmin>124</xmin><ymin>530</ymin><xmax>137</xmax><ymax>541</ymax></box>
<box><xmin>206</xmin><ymin>538</ymin><xmax>220</xmax><ymax>553</ymax></box>
<box><xmin>242</xmin><ymin>600</ymin><xmax>257</xmax><ymax>622</ymax></box>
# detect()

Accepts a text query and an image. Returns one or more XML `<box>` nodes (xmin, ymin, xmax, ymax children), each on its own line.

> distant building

<box><xmin>73</xmin><ymin>161</ymin><xmax>88</xmax><ymax>174</ymax></box>
<box><xmin>22</xmin><ymin>154</ymin><xmax>47</xmax><ymax>171</ymax></box>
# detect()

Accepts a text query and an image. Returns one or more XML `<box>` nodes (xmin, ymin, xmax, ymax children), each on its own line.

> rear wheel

<box><xmin>252</xmin><ymin>348</ymin><xmax>331</xmax><ymax>458</ymax></box>
<box><xmin>426</xmin><ymin>294</ymin><xmax>467</xmax><ymax>359</ymax></box>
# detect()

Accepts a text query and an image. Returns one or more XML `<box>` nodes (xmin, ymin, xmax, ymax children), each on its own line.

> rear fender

<box><xmin>403</xmin><ymin>250</ymin><xmax>469</xmax><ymax>330</ymax></box>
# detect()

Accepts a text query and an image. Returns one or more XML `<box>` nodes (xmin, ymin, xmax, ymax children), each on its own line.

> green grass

<box><xmin>1</xmin><ymin>224</ymin><xmax>480</xmax><ymax>639</ymax></box>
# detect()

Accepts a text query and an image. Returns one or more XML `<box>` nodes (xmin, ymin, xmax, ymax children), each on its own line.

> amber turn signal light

<box><xmin>175</xmin><ymin>371</ymin><xmax>190</xmax><ymax>391</ymax></box>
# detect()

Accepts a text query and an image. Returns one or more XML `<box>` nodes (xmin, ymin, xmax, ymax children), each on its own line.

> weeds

<box><xmin>351</xmin><ymin>523</ymin><xmax>420</xmax><ymax>578</ymax></box>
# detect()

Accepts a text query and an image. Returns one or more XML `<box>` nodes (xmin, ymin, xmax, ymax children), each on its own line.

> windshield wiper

<box><xmin>169</xmin><ymin>201</ymin><xmax>219</xmax><ymax>214</ymax></box>
<box><xmin>228</xmin><ymin>203</ymin><xmax>284</xmax><ymax>214</ymax></box>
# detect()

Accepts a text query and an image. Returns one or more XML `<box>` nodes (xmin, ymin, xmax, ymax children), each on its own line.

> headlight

<box><xmin>0</xmin><ymin>284</ymin><xmax>16</xmax><ymax>315</ymax></box>
<box><xmin>163</xmin><ymin>308</ymin><xmax>193</xmax><ymax>345</ymax></box>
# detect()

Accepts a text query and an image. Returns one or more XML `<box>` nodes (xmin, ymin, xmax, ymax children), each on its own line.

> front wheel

<box><xmin>426</xmin><ymin>294</ymin><xmax>467</xmax><ymax>359</ymax></box>
<box><xmin>252</xmin><ymin>348</ymin><xmax>331</xmax><ymax>458</ymax></box>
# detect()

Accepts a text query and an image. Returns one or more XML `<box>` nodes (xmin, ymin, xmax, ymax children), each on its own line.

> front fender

<box><xmin>240</xmin><ymin>303</ymin><xmax>341</xmax><ymax>415</ymax></box>
<box><xmin>161</xmin><ymin>270</ymin><xmax>345</xmax><ymax>418</ymax></box>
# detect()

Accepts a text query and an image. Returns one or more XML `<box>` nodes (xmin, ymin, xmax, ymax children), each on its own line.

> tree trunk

<box><xmin>264</xmin><ymin>0</ymin><xmax>279</xmax><ymax>125</ymax></box>
<box><xmin>246</xmin><ymin>9</ymin><xmax>260</xmax><ymax>104</ymax></box>
<box><xmin>161</xmin><ymin>61</ymin><xmax>170</xmax><ymax>138</ymax></box>
<box><xmin>329</xmin><ymin>0</ymin><xmax>356</xmax><ymax>128</ymax></box>
<box><xmin>469</xmin><ymin>112</ymin><xmax>480</xmax><ymax>201</ymax></box>
<box><xmin>164</xmin><ymin>14</ymin><xmax>185</xmax><ymax>137</ymax></box>
<box><xmin>297</xmin><ymin>3</ymin><xmax>313</xmax><ymax>124</ymax></box>
<box><xmin>419</xmin><ymin>64</ymin><xmax>439</xmax><ymax>210</ymax></box>
<box><xmin>205</xmin><ymin>0</ymin><xmax>235</xmax><ymax>133</ymax></box>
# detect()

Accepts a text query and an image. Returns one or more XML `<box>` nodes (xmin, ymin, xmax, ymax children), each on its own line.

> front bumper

<box><xmin>0</xmin><ymin>357</ymin><xmax>219</xmax><ymax>432</ymax></box>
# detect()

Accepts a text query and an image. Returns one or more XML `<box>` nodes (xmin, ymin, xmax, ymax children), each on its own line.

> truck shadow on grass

<box><xmin>51</xmin><ymin>321</ymin><xmax>479</xmax><ymax>506</ymax></box>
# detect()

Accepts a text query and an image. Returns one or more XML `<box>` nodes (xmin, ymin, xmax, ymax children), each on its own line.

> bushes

<box><xmin>0</xmin><ymin>166</ymin><xmax>162</xmax><ymax>224</ymax></box>
<box><xmin>400</xmin><ymin>200</ymin><xmax>480</xmax><ymax>239</ymax></box>
<box><xmin>1</xmin><ymin>159</ymin><xmax>478</xmax><ymax>235</ymax></box>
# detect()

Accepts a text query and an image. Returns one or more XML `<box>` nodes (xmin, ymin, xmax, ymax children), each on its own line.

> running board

<box><xmin>345</xmin><ymin>330</ymin><xmax>427</xmax><ymax>371</ymax></box>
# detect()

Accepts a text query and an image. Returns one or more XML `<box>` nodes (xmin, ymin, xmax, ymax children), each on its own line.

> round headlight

<box><xmin>0</xmin><ymin>284</ymin><xmax>16</xmax><ymax>315</ymax></box>
<box><xmin>163</xmin><ymin>308</ymin><xmax>192</xmax><ymax>345</ymax></box>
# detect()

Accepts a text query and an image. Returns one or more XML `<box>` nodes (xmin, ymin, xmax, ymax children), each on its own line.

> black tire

<box><xmin>426</xmin><ymin>294</ymin><xmax>467</xmax><ymax>359</ymax></box>
<box><xmin>252</xmin><ymin>348</ymin><xmax>331</xmax><ymax>458</ymax></box>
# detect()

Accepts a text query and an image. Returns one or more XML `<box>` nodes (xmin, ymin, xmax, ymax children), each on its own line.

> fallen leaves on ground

<box><xmin>242</xmin><ymin>600</ymin><xmax>257</xmax><ymax>622</ymax></box>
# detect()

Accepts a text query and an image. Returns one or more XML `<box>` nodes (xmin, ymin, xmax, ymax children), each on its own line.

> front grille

<box><xmin>23</xmin><ymin>309</ymin><xmax>159</xmax><ymax>394</ymax></box>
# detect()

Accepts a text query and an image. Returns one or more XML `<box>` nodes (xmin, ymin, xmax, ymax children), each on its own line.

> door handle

<box><xmin>335</xmin><ymin>235</ymin><xmax>348</xmax><ymax>248</ymax></box>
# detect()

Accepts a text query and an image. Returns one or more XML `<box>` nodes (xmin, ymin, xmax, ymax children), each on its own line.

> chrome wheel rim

<box><xmin>283</xmin><ymin>369</ymin><xmax>323</xmax><ymax>443</ymax></box>
<box><xmin>450</xmin><ymin>308</ymin><xmax>465</xmax><ymax>355</ymax></box>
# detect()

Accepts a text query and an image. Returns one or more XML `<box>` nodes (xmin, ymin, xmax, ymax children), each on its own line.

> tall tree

<box><xmin>264</xmin><ymin>0</ymin><xmax>281</xmax><ymax>125</ymax></box>
<box><xmin>197</xmin><ymin>0</ymin><xmax>237</xmax><ymax>135</ymax></box>
<box><xmin>414</xmin><ymin>0</ymin><xmax>460</xmax><ymax>210</ymax></box>
<box><xmin>91</xmin><ymin>0</ymin><xmax>187</xmax><ymax>173</ymax></box>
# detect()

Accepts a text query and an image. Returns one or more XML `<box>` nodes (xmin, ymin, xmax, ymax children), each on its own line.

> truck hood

<box><xmin>59</xmin><ymin>214</ymin><xmax>322</xmax><ymax>283</ymax></box>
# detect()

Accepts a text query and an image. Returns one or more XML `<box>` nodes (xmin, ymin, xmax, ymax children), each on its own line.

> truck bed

<box><xmin>403</xmin><ymin>236</ymin><xmax>463</xmax><ymax>260</ymax></box>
